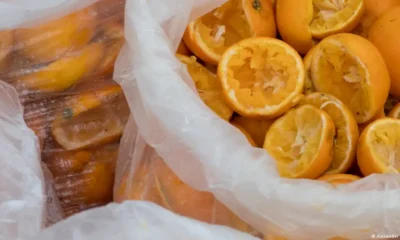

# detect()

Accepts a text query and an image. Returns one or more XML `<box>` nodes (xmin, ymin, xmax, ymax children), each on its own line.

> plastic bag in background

<box><xmin>44</xmin><ymin>143</ymin><xmax>119</xmax><ymax>217</ymax></box>
<box><xmin>0</xmin><ymin>81</ymin><xmax>46</xmax><ymax>240</ymax></box>
<box><xmin>0</xmin><ymin>79</ymin><xmax>261</xmax><ymax>240</ymax></box>
<box><xmin>0</xmin><ymin>0</ymin><xmax>129</xmax><ymax>219</ymax></box>
<box><xmin>114</xmin><ymin>135</ymin><xmax>261</xmax><ymax>237</ymax></box>
<box><xmin>113</xmin><ymin>0</ymin><xmax>400</xmax><ymax>239</ymax></box>
<box><xmin>31</xmin><ymin>201</ymin><xmax>261</xmax><ymax>240</ymax></box>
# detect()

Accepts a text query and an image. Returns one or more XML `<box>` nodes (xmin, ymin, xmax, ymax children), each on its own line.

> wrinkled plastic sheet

<box><xmin>32</xmin><ymin>201</ymin><xmax>260</xmax><ymax>240</ymax></box>
<box><xmin>1</xmin><ymin>0</ymin><xmax>400</xmax><ymax>239</ymax></box>
<box><xmin>113</xmin><ymin>0</ymin><xmax>400</xmax><ymax>239</ymax></box>
<box><xmin>0</xmin><ymin>45</ymin><xmax>257</xmax><ymax>240</ymax></box>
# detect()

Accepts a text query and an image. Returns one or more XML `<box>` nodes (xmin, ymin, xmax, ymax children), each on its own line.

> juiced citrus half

<box><xmin>177</xmin><ymin>54</ymin><xmax>233</xmax><ymax>120</ymax></box>
<box><xmin>218</xmin><ymin>37</ymin><xmax>304</xmax><ymax>118</ymax></box>
<box><xmin>303</xmin><ymin>92</ymin><xmax>358</xmax><ymax>174</ymax></box>
<box><xmin>368</xmin><ymin>6</ymin><xmax>400</xmax><ymax>98</ymax></box>
<box><xmin>357</xmin><ymin>118</ymin><xmax>400</xmax><ymax>175</ymax></box>
<box><xmin>231</xmin><ymin>115</ymin><xmax>275</xmax><ymax>147</ymax></box>
<box><xmin>52</xmin><ymin>85</ymin><xmax>129</xmax><ymax>150</ymax></box>
<box><xmin>388</xmin><ymin>103</ymin><xmax>400</xmax><ymax>119</ymax></box>
<box><xmin>318</xmin><ymin>173</ymin><xmax>361</xmax><ymax>185</ymax></box>
<box><xmin>276</xmin><ymin>0</ymin><xmax>364</xmax><ymax>54</ymax></box>
<box><xmin>353</xmin><ymin>0</ymin><xmax>400</xmax><ymax>37</ymax></box>
<box><xmin>310</xmin><ymin>33</ymin><xmax>390</xmax><ymax>124</ymax></box>
<box><xmin>263</xmin><ymin>104</ymin><xmax>335</xmax><ymax>179</ymax></box>
<box><xmin>183</xmin><ymin>0</ymin><xmax>276</xmax><ymax>65</ymax></box>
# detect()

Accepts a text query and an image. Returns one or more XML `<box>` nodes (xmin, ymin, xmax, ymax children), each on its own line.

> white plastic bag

<box><xmin>0</xmin><ymin>81</ymin><xmax>257</xmax><ymax>240</ymax></box>
<box><xmin>113</xmin><ymin>0</ymin><xmax>400</xmax><ymax>239</ymax></box>
<box><xmin>0</xmin><ymin>81</ymin><xmax>46</xmax><ymax>240</ymax></box>
<box><xmin>32</xmin><ymin>201</ymin><xmax>260</xmax><ymax>240</ymax></box>
<box><xmin>0</xmin><ymin>2</ymin><xmax>266</xmax><ymax>240</ymax></box>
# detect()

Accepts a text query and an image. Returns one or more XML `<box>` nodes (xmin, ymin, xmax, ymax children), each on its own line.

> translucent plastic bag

<box><xmin>0</xmin><ymin>1</ymin><xmax>262</xmax><ymax>240</ymax></box>
<box><xmin>0</xmin><ymin>0</ymin><xmax>128</xmax><ymax>218</ymax></box>
<box><xmin>0</xmin><ymin>81</ymin><xmax>259</xmax><ymax>240</ymax></box>
<box><xmin>32</xmin><ymin>201</ymin><xmax>261</xmax><ymax>240</ymax></box>
<box><xmin>113</xmin><ymin>0</ymin><xmax>400</xmax><ymax>239</ymax></box>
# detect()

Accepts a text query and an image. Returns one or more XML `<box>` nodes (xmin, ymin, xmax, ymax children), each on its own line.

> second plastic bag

<box><xmin>113</xmin><ymin>0</ymin><xmax>400</xmax><ymax>239</ymax></box>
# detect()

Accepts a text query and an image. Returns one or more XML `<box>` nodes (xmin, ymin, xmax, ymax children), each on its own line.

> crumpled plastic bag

<box><xmin>0</xmin><ymin>0</ymin><xmax>127</xmax><ymax>221</ymax></box>
<box><xmin>0</xmin><ymin>81</ymin><xmax>46</xmax><ymax>240</ymax></box>
<box><xmin>32</xmin><ymin>200</ymin><xmax>261</xmax><ymax>240</ymax></box>
<box><xmin>0</xmin><ymin>1</ymin><xmax>268</xmax><ymax>240</ymax></box>
<box><xmin>0</xmin><ymin>82</ymin><xmax>258</xmax><ymax>240</ymax></box>
<box><xmin>113</xmin><ymin>0</ymin><xmax>400</xmax><ymax>239</ymax></box>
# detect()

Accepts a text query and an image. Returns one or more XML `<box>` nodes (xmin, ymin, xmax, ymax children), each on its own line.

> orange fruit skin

<box><xmin>153</xmin><ymin>157</ymin><xmax>216</xmax><ymax>223</ymax></box>
<box><xmin>183</xmin><ymin>0</ymin><xmax>276</xmax><ymax>65</ymax></box>
<box><xmin>183</xmin><ymin>22</ymin><xmax>217</xmax><ymax>65</ymax></box>
<box><xmin>312</xmin><ymin>33</ymin><xmax>390</xmax><ymax>124</ymax></box>
<box><xmin>303</xmin><ymin>92</ymin><xmax>359</xmax><ymax>174</ymax></box>
<box><xmin>45</xmin><ymin>145</ymin><xmax>118</xmax><ymax>217</ymax></box>
<box><xmin>153</xmin><ymin>157</ymin><xmax>256</xmax><ymax>234</ymax></box>
<box><xmin>18</xmin><ymin>43</ymin><xmax>105</xmax><ymax>93</ymax></box>
<box><xmin>310</xmin><ymin>1</ymin><xmax>365</xmax><ymax>40</ymax></box>
<box><xmin>318</xmin><ymin>173</ymin><xmax>361</xmax><ymax>185</ymax></box>
<box><xmin>364</xmin><ymin>0</ymin><xmax>400</xmax><ymax>17</ymax></box>
<box><xmin>353</xmin><ymin>0</ymin><xmax>400</xmax><ymax>37</ymax></box>
<box><xmin>218</xmin><ymin>37</ymin><xmax>305</xmax><ymax>119</ymax></box>
<box><xmin>289</xmin><ymin>110</ymin><xmax>334</xmax><ymax>179</ymax></box>
<box><xmin>231</xmin><ymin>115</ymin><xmax>275</xmax><ymax>147</ymax></box>
<box><xmin>231</xmin><ymin>122</ymin><xmax>257</xmax><ymax>146</ymax></box>
<box><xmin>115</xmin><ymin>156</ymin><xmax>255</xmax><ymax>234</ymax></box>
<box><xmin>264</xmin><ymin>105</ymin><xmax>335</xmax><ymax>179</ymax></box>
<box><xmin>243</xmin><ymin>0</ymin><xmax>277</xmax><ymax>37</ymax></box>
<box><xmin>356</xmin><ymin>119</ymin><xmax>391</xmax><ymax>176</ymax></box>
<box><xmin>51</xmin><ymin>85</ymin><xmax>128</xmax><ymax>151</ymax></box>
<box><xmin>15</xmin><ymin>7</ymin><xmax>96</xmax><ymax>64</ymax></box>
<box><xmin>303</xmin><ymin>46</ymin><xmax>317</xmax><ymax>94</ymax></box>
<box><xmin>276</xmin><ymin>0</ymin><xmax>313</xmax><ymax>54</ymax></box>
<box><xmin>369</xmin><ymin>6</ymin><xmax>400</xmax><ymax>98</ymax></box>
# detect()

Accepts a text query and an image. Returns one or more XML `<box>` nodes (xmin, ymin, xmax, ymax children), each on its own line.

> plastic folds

<box><xmin>32</xmin><ymin>201</ymin><xmax>261</xmax><ymax>240</ymax></box>
<box><xmin>113</xmin><ymin>0</ymin><xmax>400</xmax><ymax>239</ymax></box>
<box><xmin>0</xmin><ymin>0</ymin><xmax>128</xmax><ymax>220</ymax></box>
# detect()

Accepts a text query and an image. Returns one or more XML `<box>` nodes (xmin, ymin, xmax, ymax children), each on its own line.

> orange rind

<box><xmin>368</xmin><ymin>6</ymin><xmax>400</xmax><ymax>98</ymax></box>
<box><xmin>310</xmin><ymin>33</ymin><xmax>390</xmax><ymax>124</ymax></box>
<box><xmin>264</xmin><ymin>104</ymin><xmax>335</xmax><ymax>179</ymax></box>
<box><xmin>303</xmin><ymin>92</ymin><xmax>359</xmax><ymax>174</ymax></box>
<box><xmin>357</xmin><ymin>118</ymin><xmax>400</xmax><ymax>176</ymax></box>
<box><xmin>183</xmin><ymin>0</ymin><xmax>276</xmax><ymax>65</ymax></box>
<box><xmin>276</xmin><ymin>0</ymin><xmax>364</xmax><ymax>54</ymax></box>
<box><xmin>51</xmin><ymin>85</ymin><xmax>129</xmax><ymax>150</ymax></box>
<box><xmin>177</xmin><ymin>54</ymin><xmax>233</xmax><ymax>120</ymax></box>
<box><xmin>218</xmin><ymin>37</ymin><xmax>304</xmax><ymax>118</ymax></box>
